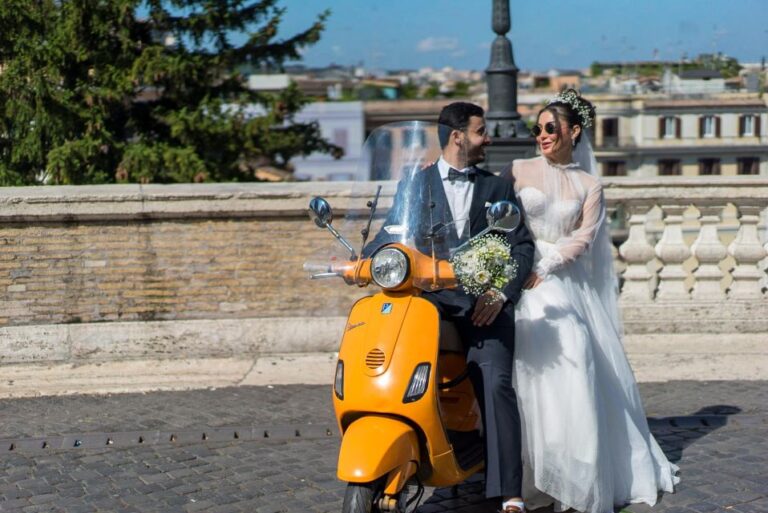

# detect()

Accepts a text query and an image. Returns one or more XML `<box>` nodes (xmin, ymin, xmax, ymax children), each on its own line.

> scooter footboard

<box><xmin>337</xmin><ymin>416</ymin><xmax>419</xmax><ymax>485</ymax></box>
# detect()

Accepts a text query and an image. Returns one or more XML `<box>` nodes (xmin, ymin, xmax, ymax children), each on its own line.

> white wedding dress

<box><xmin>510</xmin><ymin>155</ymin><xmax>679</xmax><ymax>513</ymax></box>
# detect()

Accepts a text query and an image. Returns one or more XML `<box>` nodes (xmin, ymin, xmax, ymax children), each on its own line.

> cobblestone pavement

<box><xmin>0</xmin><ymin>381</ymin><xmax>766</xmax><ymax>513</ymax></box>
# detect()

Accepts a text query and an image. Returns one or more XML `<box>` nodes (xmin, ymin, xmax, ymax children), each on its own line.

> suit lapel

<box><xmin>423</xmin><ymin>165</ymin><xmax>453</xmax><ymax>224</ymax></box>
<box><xmin>422</xmin><ymin>165</ymin><xmax>461</xmax><ymax>248</ymax></box>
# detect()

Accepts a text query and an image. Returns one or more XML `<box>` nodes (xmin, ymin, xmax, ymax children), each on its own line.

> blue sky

<box><xmin>274</xmin><ymin>0</ymin><xmax>768</xmax><ymax>71</ymax></box>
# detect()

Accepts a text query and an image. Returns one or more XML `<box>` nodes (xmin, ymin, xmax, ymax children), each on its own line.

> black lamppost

<box><xmin>484</xmin><ymin>0</ymin><xmax>536</xmax><ymax>174</ymax></box>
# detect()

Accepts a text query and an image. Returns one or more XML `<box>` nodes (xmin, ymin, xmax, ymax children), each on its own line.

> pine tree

<box><xmin>0</xmin><ymin>0</ymin><xmax>338</xmax><ymax>185</ymax></box>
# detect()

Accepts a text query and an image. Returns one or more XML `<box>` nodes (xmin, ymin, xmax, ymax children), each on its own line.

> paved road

<box><xmin>0</xmin><ymin>381</ymin><xmax>766</xmax><ymax>513</ymax></box>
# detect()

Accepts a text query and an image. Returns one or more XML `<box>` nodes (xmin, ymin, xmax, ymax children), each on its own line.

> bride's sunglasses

<box><xmin>531</xmin><ymin>122</ymin><xmax>557</xmax><ymax>137</ymax></box>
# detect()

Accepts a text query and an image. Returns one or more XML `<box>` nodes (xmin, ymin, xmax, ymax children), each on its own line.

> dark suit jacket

<box><xmin>364</xmin><ymin>163</ymin><xmax>534</xmax><ymax>314</ymax></box>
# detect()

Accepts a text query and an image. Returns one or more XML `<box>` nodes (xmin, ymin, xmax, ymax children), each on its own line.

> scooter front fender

<box><xmin>337</xmin><ymin>416</ymin><xmax>419</xmax><ymax>484</ymax></box>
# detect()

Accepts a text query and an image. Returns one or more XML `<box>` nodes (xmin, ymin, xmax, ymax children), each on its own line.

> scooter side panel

<box><xmin>335</xmin><ymin>294</ymin><xmax>438</xmax><ymax>418</ymax></box>
<box><xmin>337</xmin><ymin>416</ymin><xmax>419</xmax><ymax>483</ymax></box>
<box><xmin>334</xmin><ymin>294</ymin><xmax>473</xmax><ymax>483</ymax></box>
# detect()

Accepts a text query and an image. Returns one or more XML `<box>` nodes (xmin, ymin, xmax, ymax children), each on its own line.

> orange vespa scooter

<box><xmin>303</xmin><ymin>121</ymin><xmax>521</xmax><ymax>513</ymax></box>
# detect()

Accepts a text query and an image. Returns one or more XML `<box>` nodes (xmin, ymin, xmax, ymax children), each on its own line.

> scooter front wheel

<box><xmin>342</xmin><ymin>480</ymin><xmax>383</xmax><ymax>513</ymax></box>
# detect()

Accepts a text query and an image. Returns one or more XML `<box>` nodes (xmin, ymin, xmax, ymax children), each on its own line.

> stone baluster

<box><xmin>691</xmin><ymin>202</ymin><xmax>727</xmax><ymax>300</ymax></box>
<box><xmin>605</xmin><ymin>203</ymin><xmax>624</xmax><ymax>276</ymax></box>
<box><xmin>618</xmin><ymin>201</ymin><xmax>656</xmax><ymax>302</ymax></box>
<box><xmin>727</xmin><ymin>203</ymin><xmax>767</xmax><ymax>299</ymax></box>
<box><xmin>764</xmin><ymin>210</ymin><xmax>768</xmax><ymax>292</ymax></box>
<box><xmin>654</xmin><ymin>204</ymin><xmax>692</xmax><ymax>300</ymax></box>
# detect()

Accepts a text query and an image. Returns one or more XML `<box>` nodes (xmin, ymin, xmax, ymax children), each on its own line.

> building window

<box><xmin>601</xmin><ymin>118</ymin><xmax>619</xmax><ymax>147</ymax></box>
<box><xmin>658</xmin><ymin>159</ymin><xmax>681</xmax><ymax>176</ymax></box>
<box><xmin>740</xmin><ymin>115</ymin><xmax>761</xmax><ymax>137</ymax></box>
<box><xmin>699</xmin><ymin>115</ymin><xmax>720</xmax><ymax>138</ymax></box>
<box><xmin>737</xmin><ymin>157</ymin><xmax>760</xmax><ymax>175</ymax></box>
<box><xmin>659</xmin><ymin>116</ymin><xmax>679</xmax><ymax>139</ymax></box>
<box><xmin>699</xmin><ymin>158</ymin><xmax>721</xmax><ymax>175</ymax></box>
<box><xmin>602</xmin><ymin>161</ymin><xmax>626</xmax><ymax>176</ymax></box>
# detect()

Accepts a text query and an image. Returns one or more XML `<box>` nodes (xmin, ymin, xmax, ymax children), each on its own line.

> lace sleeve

<box><xmin>535</xmin><ymin>180</ymin><xmax>605</xmax><ymax>278</ymax></box>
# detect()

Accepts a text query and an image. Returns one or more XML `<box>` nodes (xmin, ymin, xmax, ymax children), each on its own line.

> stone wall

<box><xmin>0</xmin><ymin>183</ymin><xmax>376</xmax><ymax>365</ymax></box>
<box><xmin>0</xmin><ymin>179</ymin><xmax>766</xmax><ymax>367</ymax></box>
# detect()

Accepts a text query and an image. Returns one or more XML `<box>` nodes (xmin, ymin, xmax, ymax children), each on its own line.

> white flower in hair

<box><xmin>547</xmin><ymin>90</ymin><xmax>594</xmax><ymax>129</ymax></box>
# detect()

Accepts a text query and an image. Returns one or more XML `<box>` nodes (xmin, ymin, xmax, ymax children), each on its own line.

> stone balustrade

<box><xmin>603</xmin><ymin>177</ymin><xmax>768</xmax><ymax>333</ymax></box>
<box><xmin>0</xmin><ymin>178</ymin><xmax>765</xmax><ymax>369</ymax></box>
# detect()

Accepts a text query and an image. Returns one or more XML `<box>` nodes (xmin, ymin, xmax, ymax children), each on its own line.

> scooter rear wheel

<box><xmin>342</xmin><ymin>481</ymin><xmax>383</xmax><ymax>513</ymax></box>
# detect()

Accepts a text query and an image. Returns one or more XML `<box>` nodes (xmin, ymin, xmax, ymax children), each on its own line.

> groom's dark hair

<box><xmin>438</xmin><ymin>102</ymin><xmax>485</xmax><ymax>148</ymax></box>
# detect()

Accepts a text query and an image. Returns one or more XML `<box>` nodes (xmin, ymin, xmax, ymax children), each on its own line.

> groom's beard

<box><xmin>463</xmin><ymin>144</ymin><xmax>487</xmax><ymax>167</ymax></box>
<box><xmin>467</xmin><ymin>147</ymin><xmax>486</xmax><ymax>166</ymax></box>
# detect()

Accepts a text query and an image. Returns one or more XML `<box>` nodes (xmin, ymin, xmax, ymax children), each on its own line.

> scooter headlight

<box><xmin>334</xmin><ymin>360</ymin><xmax>344</xmax><ymax>400</ymax></box>
<box><xmin>403</xmin><ymin>363</ymin><xmax>431</xmax><ymax>403</ymax></box>
<box><xmin>371</xmin><ymin>248</ymin><xmax>409</xmax><ymax>289</ymax></box>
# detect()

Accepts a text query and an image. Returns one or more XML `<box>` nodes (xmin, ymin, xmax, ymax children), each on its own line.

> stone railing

<box><xmin>0</xmin><ymin>179</ymin><xmax>765</xmax><ymax>371</ymax></box>
<box><xmin>604</xmin><ymin>177</ymin><xmax>768</xmax><ymax>333</ymax></box>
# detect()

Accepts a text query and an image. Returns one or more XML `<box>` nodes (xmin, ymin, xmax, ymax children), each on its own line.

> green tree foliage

<box><xmin>449</xmin><ymin>81</ymin><xmax>470</xmax><ymax>98</ymax></box>
<box><xmin>399</xmin><ymin>81</ymin><xmax>419</xmax><ymax>100</ymax></box>
<box><xmin>0</xmin><ymin>0</ymin><xmax>340</xmax><ymax>185</ymax></box>
<box><xmin>424</xmin><ymin>82</ymin><xmax>440</xmax><ymax>99</ymax></box>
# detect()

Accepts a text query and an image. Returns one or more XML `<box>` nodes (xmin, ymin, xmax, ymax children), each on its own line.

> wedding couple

<box><xmin>368</xmin><ymin>94</ymin><xmax>679</xmax><ymax>513</ymax></box>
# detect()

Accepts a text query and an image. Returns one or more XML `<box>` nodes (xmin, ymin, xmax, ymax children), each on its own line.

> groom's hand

<box><xmin>471</xmin><ymin>290</ymin><xmax>505</xmax><ymax>326</ymax></box>
<box><xmin>523</xmin><ymin>272</ymin><xmax>543</xmax><ymax>289</ymax></box>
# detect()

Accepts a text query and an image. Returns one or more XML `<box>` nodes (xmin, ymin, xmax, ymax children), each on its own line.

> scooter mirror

<box><xmin>486</xmin><ymin>201</ymin><xmax>521</xmax><ymax>233</ymax></box>
<box><xmin>309</xmin><ymin>197</ymin><xmax>334</xmax><ymax>228</ymax></box>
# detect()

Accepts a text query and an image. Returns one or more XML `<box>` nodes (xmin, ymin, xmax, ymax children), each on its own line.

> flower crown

<box><xmin>547</xmin><ymin>90</ymin><xmax>594</xmax><ymax>129</ymax></box>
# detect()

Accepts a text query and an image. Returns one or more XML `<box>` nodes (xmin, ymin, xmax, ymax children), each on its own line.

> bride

<box><xmin>508</xmin><ymin>89</ymin><xmax>679</xmax><ymax>513</ymax></box>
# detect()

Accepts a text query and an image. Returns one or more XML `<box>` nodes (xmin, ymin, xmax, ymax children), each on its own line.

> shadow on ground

<box><xmin>415</xmin><ymin>406</ymin><xmax>741</xmax><ymax>513</ymax></box>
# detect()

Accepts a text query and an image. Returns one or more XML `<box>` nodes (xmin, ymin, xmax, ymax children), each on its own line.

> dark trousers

<box><xmin>424</xmin><ymin>289</ymin><xmax>523</xmax><ymax>499</ymax></box>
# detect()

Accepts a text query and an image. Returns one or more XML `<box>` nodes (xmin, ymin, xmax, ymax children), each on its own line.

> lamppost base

<box><xmin>483</xmin><ymin>137</ymin><xmax>538</xmax><ymax>176</ymax></box>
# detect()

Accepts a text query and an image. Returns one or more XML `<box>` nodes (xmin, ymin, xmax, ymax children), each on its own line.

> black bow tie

<box><xmin>445</xmin><ymin>167</ymin><xmax>475</xmax><ymax>184</ymax></box>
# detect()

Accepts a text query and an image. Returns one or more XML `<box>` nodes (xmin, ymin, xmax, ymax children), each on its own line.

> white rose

<box><xmin>475</xmin><ymin>270</ymin><xmax>490</xmax><ymax>285</ymax></box>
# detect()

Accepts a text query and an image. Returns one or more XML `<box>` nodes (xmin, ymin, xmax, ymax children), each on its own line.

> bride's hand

<box><xmin>523</xmin><ymin>272</ymin><xmax>543</xmax><ymax>289</ymax></box>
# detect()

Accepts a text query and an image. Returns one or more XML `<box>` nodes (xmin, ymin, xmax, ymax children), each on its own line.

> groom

<box><xmin>365</xmin><ymin>102</ymin><xmax>534</xmax><ymax>511</ymax></box>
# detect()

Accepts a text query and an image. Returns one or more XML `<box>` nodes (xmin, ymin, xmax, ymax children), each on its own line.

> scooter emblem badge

<box><xmin>381</xmin><ymin>303</ymin><xmax>393</xmax><ymax>315</ymax></box>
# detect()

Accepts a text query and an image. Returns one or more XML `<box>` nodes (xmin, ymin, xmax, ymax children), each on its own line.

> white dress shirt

<box><xmin>437</xmin><ymin>157</ymin><xmax>474</xmax><ymax>238</ymax></box>
<box><xmin>438</xmin><ymin>158</ymin><xmax>508</xmax><ymax>303</ymax></box>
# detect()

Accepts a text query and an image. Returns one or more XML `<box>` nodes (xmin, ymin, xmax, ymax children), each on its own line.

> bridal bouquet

<box><xmin>450</xmin><ymin>234</ymin><xmax>518</xmax><ymax>296</ymax></box>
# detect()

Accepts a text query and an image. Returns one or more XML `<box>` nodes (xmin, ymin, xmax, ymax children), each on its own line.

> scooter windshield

<box><xmin>305</xmin><ymin>121</ymin><xmax>470</xmax><ymax>291</ymax></box>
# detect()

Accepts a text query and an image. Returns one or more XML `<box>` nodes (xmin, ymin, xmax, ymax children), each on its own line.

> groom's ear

<box><xmin>451</xmin><ymin>128</ymin><xmax>464</xmax><ymax>147</ymax></box>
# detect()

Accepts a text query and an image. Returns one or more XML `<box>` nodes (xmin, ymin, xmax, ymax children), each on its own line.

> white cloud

<box><xmin>417</xmin><ymin>37</ymin><xmax>459</xmax><ymax>52</ymax></box>
<box><xmin>450</xmin><ymin>49</ymin><xmax>467</xmax><ymax>58</ymax></box>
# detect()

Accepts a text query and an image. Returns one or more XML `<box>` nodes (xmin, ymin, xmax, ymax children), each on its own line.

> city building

<box><xmin>244</xmin><ymin>57</ymin><xmax>768</xmax><ymax>180</ymax></box>
<box><xmin>593</xmin><ymin>93</ymin><xmax>767</xmax><ymax>177</ymax></box>
<box><xmin>662</xmin><ymin>69</ymin><xmax>727</xmax><ymax>95</ymax></box>
<box><xmin>291</xmin><ymin>101</ymin><xmax>365</xmax><ymax>181</ymax></box>
<box><xmin>239</xmin><ymin>101</ymin><xmax>365</xmax><ymax>181</ymax></box>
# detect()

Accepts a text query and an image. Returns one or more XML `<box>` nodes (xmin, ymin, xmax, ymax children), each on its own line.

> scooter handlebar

<box><xmin>303</xmin><ymin>263</ymin><xmax>332</xmax><ymax>273</ymax></box>
<box><xmin>304</xmin><ymin>261</ymin><xmax>368</xmax><ymax>284</ymax></box>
